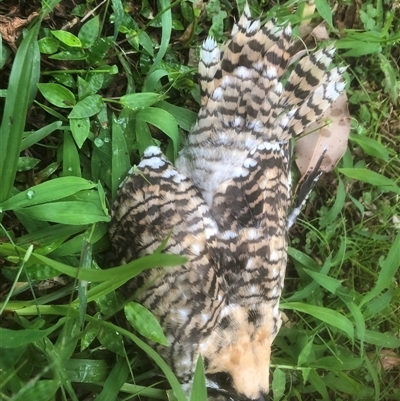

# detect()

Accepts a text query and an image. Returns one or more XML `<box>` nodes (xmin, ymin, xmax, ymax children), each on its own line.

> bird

<box><xmin>109</xmin><ymin>4</ymin><xmax>346</xmax><ymax>400</ymax></box>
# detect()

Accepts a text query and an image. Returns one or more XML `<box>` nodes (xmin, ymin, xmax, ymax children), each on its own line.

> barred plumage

<box><xmin>110</xmin><ymin>4</ymin><xmax>345</xmax><ymax>400</ymax></box>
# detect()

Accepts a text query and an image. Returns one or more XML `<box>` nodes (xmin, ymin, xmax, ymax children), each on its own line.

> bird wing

<box><xmin>110</xmin><ymin>4</ymin><xmax>347</xmax><ymax>398</ymax></box>
<box><xmin>109</xmin><ymin>146</ymin><xmax>225</xmax><ymax>384</ymax></box>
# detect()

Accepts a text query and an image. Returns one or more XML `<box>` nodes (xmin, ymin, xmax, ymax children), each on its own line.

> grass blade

<box><xmin>111</xmin><ymin>115</ymin><xmax>130</xmax><ymax>201</ymax></box>
<box><xmin>20</xmin><ymin>121</ymin><xmax>62</xmax><ymax>151</ymax></box>
<box><xmin>148</xmin><ymin>0</ymin><xmax>172</xmax><ymax>75</ymax></box>
<box><xmin>0</xmin><ymin>243</ymin><xmax>187</xmax><ymax>283</ymax></box>
<box><xmin>136</xmin><ymin>107</ymin><xmax>179</xmax><ymax>160</ymax></box>
<box><xmin>339</xmin><ymin>168</ymin><xmax>400</xmax><ymax>194</ymax></box>
<box><xmin>0</xmin><ymin>21</ymin><xmax>40</xmax><ymax>205</ymax></box>
<box><xmin>0</xmin><ymin>177</ymin><xmax>97</xmax><ymax>211</ymax></box>
<box><xmin>94</xmin><ymin>358</ymin><xmax>129</xmax><ymax>401</ymax></box>
<box><xmin>282</xmin><ymin>302</ymin><xmax>354</xmax><ymax>339</ymax></box>
<box><xmin>190</xmin><ymin>355</ymin><xmax>207</xmax><ymax>401</ymax></box>
<box><xmin>360</xmin><ymin>231</ymin><xmax>400</xmax><ymax>306</ymax></box>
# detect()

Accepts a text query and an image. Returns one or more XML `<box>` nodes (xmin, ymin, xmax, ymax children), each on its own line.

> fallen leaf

<box><xmin>294</xmin><ymin>93</ymin><xmax>351</xmax><ymax>178</ymax></box>
<box><xmin>378</xmin><ymin>349</ymin><xmax>400</xmax><ymax>371</ymax></box>
<box><xmin>0</xmin><ymin>12</ymin><xmax>38</xmax><ymax>51</ymax></box>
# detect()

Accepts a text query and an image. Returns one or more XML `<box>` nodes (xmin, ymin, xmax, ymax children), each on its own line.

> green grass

<box><xmin>0</xmin><ymin>0</ymin><xmax>399</xmax><ymax>400</ymax></box>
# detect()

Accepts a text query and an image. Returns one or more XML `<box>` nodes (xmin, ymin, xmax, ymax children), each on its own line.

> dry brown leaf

<box><xmin>379</xmin><ymin>349</ymin><xmax>400</xmax><ymax>371</ymax></box>
<box><xmin>294</xmin><ymin>93</ymin><xmax>351</xmax><ymax>178</ymax></box>
<box><xmin>297</xmin><ymin>21</ymin><xmax>330</xmax><ymax>42</ymax></box>
<box><xmin>0</xmin><ymin>12</ymin><xmax>38</xmax><ymax>51</ymax></box>
<box><xmin>307</xmin><ymin>23</ymin><xmax>331</xmax><ymax>41</ymax></box>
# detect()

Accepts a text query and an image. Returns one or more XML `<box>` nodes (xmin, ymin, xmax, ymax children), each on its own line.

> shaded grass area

<box><xmin>0</xmin><ymin>0</ymin><xmax>399</xmax><ymax>400</ymax></box>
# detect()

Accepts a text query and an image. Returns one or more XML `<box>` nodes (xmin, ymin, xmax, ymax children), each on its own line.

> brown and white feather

<box><xmin>110</xmin><ymin>4</ymin><xmax>345</xmax><ymax>400</ymax></box>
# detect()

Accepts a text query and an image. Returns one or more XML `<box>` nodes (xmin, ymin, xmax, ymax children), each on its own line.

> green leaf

<box><xmin>0</xmin><ymin>346</ymin><xmax>27</xmax><ymax>371</ymax></box>
<box><xmin>190</xmin><ymin>355</ymin><xmax>207</xmax><ymax>401</ymax></box>
<box><xmin>120</xmin><ymin>92</ymin><xmax>163</xmax><ymax>110</ymax></box>
<box><xmin>12</xmin><ymin>380</ymin><xmax>60</xmax><ymax>401</ymax></box>
<box><xmin>52</xmin><ymin>223</ymin><xmax>107</xmax><ymax>257</ymax></box>
<box><xmin>143</xmin><ymin>69</ymin><xmax>169</xmax><ymax>92</ymax></box>
<box><xmin>35</xmin><ymin>100</ymin><xmax>68</xmax><ymax>120</ymax></box>
<box><xmin>365</xmin><ymin>290</ymin><xmax>392</xmax><ymax>318</ymax></box>
<box><xmin>111</xmin><ymin>115</ymin><xmax>130</xmax><ymax>201</ymax></box>
<box><xmin>93</xmin><ymin>281</ymin><xmax>119</xmax><ymax>316</ymax></box>
<box><xmin>51</xmin><ymin>30</ymin><xmax>82</xmax><ymax>47</ymax></box>
<box><xmin>124</xmin><ymin>302</ymin><xmax>168</xmax><ymax>346</ymax></box>
<box><xmin>3</xmin><ymin>263</ymin><xmax>60</xmax><ymax>282</ymax></box>
<box><xmin>20</xmin><ymin>121</ymin><xmax>63</xmax><ymax>151</ymax></box>
<box><xmin>16</xmin><ymin>201</ymin><xmax>110</xmax><ymax>225</ymax></box>
<box><xmin>94</xmin><ymin>358</ymin><xmax>129</xmax><ymax>401</ymax></box>
<box><xmin>307</xmin><ymin>370</ymin><xmax>329</xmax><ymax>399</ymax></box>
<box><xmin>285</xmin><ymin>248</ymin><xmax>331</xmax><ymax>302</ymax></box>
<box><xmin>0</xmin><ymin>21</ymin><xmax>40</xmax><ymax>203</ymax></box>
<box><xmin>49</xmin><ymin>50</ymin><xmax>87</xmax><ymax>61</ymax></box>
<box><xmin>63</xmin><ymin>130</ymin><xmax>81</xmax><ymax>177</ymax></box>
<box><xmin>337</xmin><ymin>32</ymin><xmax>382</xmax><ymax>57</ymax></box>
<box><xmin>139</xmin><ymin>31</ymin><xmax>155</xmax><ymax>56</ymax></box>
<box><xmin>0</xmin><ymin>243</ymin><xmax>186</xmax><ymax>283</ymax></box>
<box><xmin>135</xmin><ymin>107</ymin><xmax>179</xmax><ymax>160</ymax></box>
<box><xmin>297</xmin><ymin>337</ymin><xmax>314</xmax><ymax>366</ymax></box>
<box><xmin>337</xmin><ymin>374</ymin><xmax>363</xmax><ymax>396</ymax></box>
<box><xmin>314</xmin><ymin>0</ymin><xmax>333</xmax><ymax>28</ymax></box>
<box><xmin>98</xmin><ymin>326</ymin><xmax>125</xmax><ymax>356</ymax></box>
<box><xmin>282</xmin><ymin>302</ymin><xmax>354</xmax><ymax>339</ymax></box>
<box><xmin>0</xmin><ymin>319</ymin><xmax>66</xmax><ymax>348</ymax></box>
<box><xmin>65</xmin><ymin>357</ymin><xmax>107</xmax><ymax>382</ymax></box>
<box><xmin>378</xmin><ymin>53</ymin><xmax>398</xmax><ymax>104</ymax></box>
<box><xmin>148</xmin><ymin>0</ymin><xmax>172</xmax><ymax>74</ymax></box>
<box><xmin>68</xmin><ymin>95</ymin><xmax>104</xmax><ymax>118</ymax></box>
<box><xmin>0</xmin><ymin>177</ymin><xmax>96</xmax><ymax>211</ymax></box>
<box><xmin>157</xmin><ymin>100</ymin><xmax>197</xmax><ymax>131</ymax></box>
<box><xmin>55</xmin><ymin>317</ymin><xmax>81</xmax><ymax>361</ymax></box>
<box><xmin>271</xmin><ymin>368</ymin><xmax>286</xmax><ymax>401</ymax></box>
<box><xmin>339</xmin><ymin>168</ymin><xmax>400</xmax><ymax>194</ymax></box>
<box><xmin>87</xmin><ymin>73</ymin><xmax>105</xmax><ymax>93</ymax></box>
<box><xmin>317</xmin><ymin>355</ymin><xmax>363</xmax><ymax>372</ymax></box>
<box><xmin>38</xmin><ymin>37</ymin><xmax>59</xmax><ymax>54</ymax></box>
<box><xmin>111</xmin><ymin>0</ymin><xmax>124</xmax><ymax>40</ymax></box>
<box><xmin>349</xmin><ymin>134</ymin><xmax>389</xmax><ymax>161</ymax></box>
<box><xmin>31</xmin><ymin>226</ymin><xmax>78</xmax><ymax>254</ymax></box>
<box><xmin>207</xmin><ymin>8</ymin><xmax>226</xmax><ymax>40</ymax></box>
<box><xmin>37</xmin><ymin>83</ymin><xmax>76</xmax><ymax>108</ymax></box>
<box><xmin>77</xmin><ymin>232</ymin><xmax>93</xmax><ymax>327</ymax></box>
<box><xmin>77</xmin><ymin>76</ymin><xmax>93</xmax><ymax>99</ymax></box>
<box><xmin>345</xmin><ymin>300</ymin><xmax>366</xmax><ymax>350</ymax></box>
<box><xmin>0</xmin><ymin>41</ymin><xmax>12</xmax><ymax>69</ymax></box>
<box><xmin>303</xmin><ymin>268</ymin><xmax>342</xmax><ymax>295</ymax></box>
<box><xmin>80</xmin><ymin>322</ymin><xmax>100</xmax><ymax>352</ymax></box>
<box><xmin>360</xmin><ymin>232</ymin><xmax>400</xmax><ymax>306</ymax></box>
<box><xmin>362</xmin><ymin>355</ymin><xmax>380</xmax><ymax>401</ymax></box>
<box><xmin>113</xmin><ymin>323</ymin><xmax>187</xmax><ymax>401</ymax></box>
<box><xmin>78</xmin><ymin>15</ymin><xmax>100</xmax><ymax>48</ymax></box>
<box><xmin>135</xmin><ymin>118</ymin><xmax>156</xmax><ymax>155</ymax></box>
<box><xmin>70</xmin><ymin>117</ymin><xmax>90</xmax><ymax>148</ymax></box>
<box><xmin>319</xmin><ymin>178</ymin><xmax>345</xmax><ymax>229</ymax></box>
<box><xmin>16</xmin><ymin>157</ymin><xmax>40</xmax><ymax>172</ymax></box>
<box><xmin>87</xmin><ymin>37</ymin><xmax>114</xmax><ymax>65</ymax></box>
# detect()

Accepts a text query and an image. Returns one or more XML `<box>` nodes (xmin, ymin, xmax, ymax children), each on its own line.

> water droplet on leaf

<box><xmin>94</xmin><ymin>138</ymin><xmax>104</xmax><ymax>147</ymax></box>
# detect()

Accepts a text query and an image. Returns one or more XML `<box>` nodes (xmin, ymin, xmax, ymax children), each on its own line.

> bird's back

<box><xmin>110</xmin><ymin>4</ymin><xmax>345</xmax><ymax>399</ymax></box>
